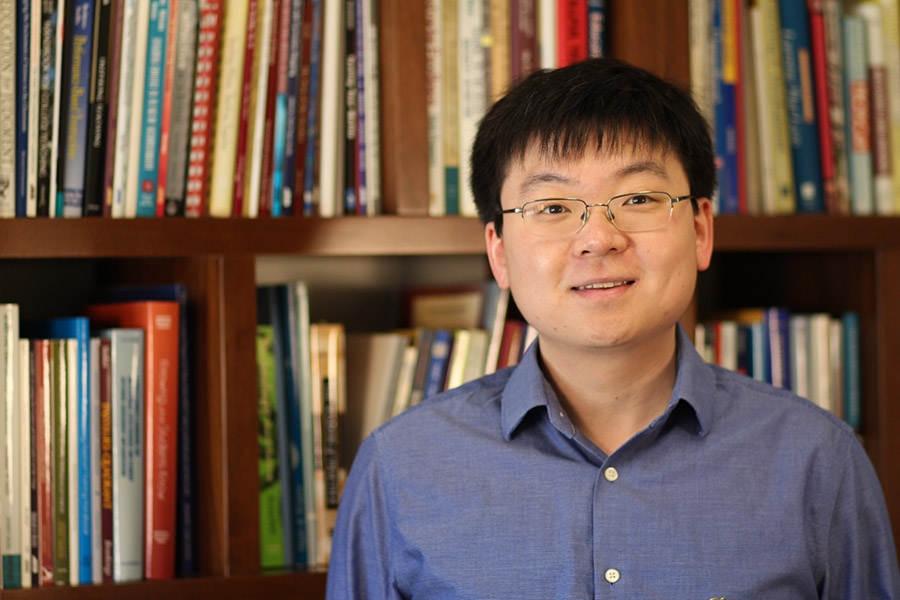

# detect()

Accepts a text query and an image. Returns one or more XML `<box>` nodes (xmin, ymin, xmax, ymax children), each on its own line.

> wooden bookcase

<box><xmin>1</xmin><ymin>1</ymin><xmax>899</xmax><ymax>598</ymax></box>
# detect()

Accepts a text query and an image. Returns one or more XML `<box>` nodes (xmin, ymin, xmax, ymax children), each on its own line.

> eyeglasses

<box><xmin>500</xmin><ymin>191</ymin><xmax>695</xmax><ymax>236</ymax></box>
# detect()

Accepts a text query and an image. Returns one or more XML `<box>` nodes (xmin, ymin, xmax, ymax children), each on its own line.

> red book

<box><xmin>557</xmin><ymin>0</ymin><xmax>588</xmax><ymax>67</ymax></box>
<box><xmin>98</xmin><ymin>337</ymin><xmax>114</xmax><ymax>583</ymax></box>
<box><xmin>184</xmin><ymin>0</ymin><xmax>224</xmax><ymax>217</ymax></box>
<box><xmin>511</xmin><ymin>0</ymin><xmax>538</xmax><ymax>81</ymax></box>
<box><xmin>496</xmin><ymin>319</ymin><xmax>525</xmax><ymax>370</ymax></box>
<box><xmin>807</xmin><ymin>0</ymin><xmax>837</xmax><ymax>213</ymax></box>
<box><xmin>257</xmin><ymin>0</ymin><xmax>282</xmax><ymax>217</ymax></box>
<box><xmin>84</xmin><ymin>301</ymin><xmax>180</xmax><ymax>580</ymax></box>
<box><xmin>232</xmin><ymin>0</ymin><xmax>260</xmax><ymax>216</ymax></box>
<box><xmin>32</xmin><ymin>339</ymin><xmax>55</xmax><ymax>587</ymax></box>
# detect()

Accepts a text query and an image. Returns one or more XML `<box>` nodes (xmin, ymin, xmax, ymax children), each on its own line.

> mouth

<box><xmin>573</xmin><ymin>280</ymin><xmax>634</xmax><ymax>291</ymax></box>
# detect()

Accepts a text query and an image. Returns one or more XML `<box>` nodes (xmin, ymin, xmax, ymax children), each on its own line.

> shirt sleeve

<box><xmin>822</xmin><ymin>434</ymin><xmax>900</xmax><ymax>598</ymax></box>
<box><xmin>326</xmin><ymin>433</ymin><xmax>402</xmax><ymax>600</ymax></box>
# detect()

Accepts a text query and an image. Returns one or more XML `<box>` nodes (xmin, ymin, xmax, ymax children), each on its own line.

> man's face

<box><xmin>484</xmin><ymin>143</ymin><xmax>714</xmax><ymax>358</ymax></box>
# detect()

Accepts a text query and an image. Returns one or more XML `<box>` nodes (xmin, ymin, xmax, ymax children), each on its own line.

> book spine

<box><xmin>510</xmin><ymin>0</ymin><xmax>537</xmax><ymax>81</ymax></box>
<box><xmin>857</xmin><ymin>2</ymin><xmax>894</xmax><ymax>216</ymax></box>
<box><xmin>64</xmin><ymin>339</ymin><xmax>80</xmax><ymax>586</ymax></box>
<box><xmin>359</xmin><ymin>0</ymin><xmax>381</xmax><ymax>214</ymax></box>
<box><xmin>556</xmin><ymin>0</ymin><xmax>587</xmax><ymax>67</ymax></box>
<box><xmin>842</xmin><ymin>311</ymin><xmax>862</xmax><ymax>429</ymax></box>
<box><xmin>18</xmin><ymin>338</ymin><xmax>31</xmax><ymax>589</ymax></box>
<box><xmin>184</xmin><ymin>0</ymin><xmax>223</xmax><ymax>217</ymax></box>
<box><xmin>425</xmin><ymin>0</ymin><xmax>444</xmax><ymax>216</ymax></box>
<box><xmin>256</xmin><ymin>324</ymin><xmax>285</xmax><ymax>568</ymax></box>
<box><xmin>83</xmin><ymin>0</ymin><xmax>114</xmax><ymax>217</ymax></box>
<box><xmin>423</xmin><ymin>329</ymin><xmax>453</xmax><ymax>398</ymax></box>
<box><xmin>231</xmin><ymin>0</ymin><xmax>259</xmax><ymax>218</ymax></box>
<box><xmin>98</xmin><ymin>337</ymin><xmax>113</xmax><ymax>582</ymax></box>
<box><xmin>538</xmin><ymin>0</ymin><xmax>557</xmax><ymax>68</ymax></box>
<box><xmin>257</xmin><ymin>0</ymin><xmax>282</xmax><ymax>217</ymax></box>
<box><xmin>243</xmin><ymin>0</ymin><xmax>274</xmax><ymax>218</ymax></box>
<box><xmin>457</xmin><ymin>0</ymin><xmax>484</xmax><ymax>217</ymax></box>
<box><xmin>32</xmin><ymin>340</ymin><xmax>53</xmax><ymax>586</ymax></box>
<box><xmin>806</xmin><ymin>0</ymin><xmax>836</xmax><ymax>213</ymax></box>
<box><xmin>36</xmin><ymin>2</ymin><xmax>60</xmax><ymax>217</ymax></box>
<box><xmin>134</xmin><ymin>0</ymin><xmax>171</xmax><ymax>217</ymax></box>
<box><xmin>779</xmin><ymin>0</ymin><xmax>823</xmax><ymax>213</ymax></box>
<box><xmin>162</xmin><ymin>0</ymin><xmax>198</xmax><ymax>216</ymax></box>
<box><xmin>290</xmin><ymin>0</ymin><xmax>314</xmax><ymax>216</ymax></box>
<box><xmin>488</xmin><ymin>0</ymin><xmax>511</xmax><ymax>102</ymax></box>
<box><xmin>843</xmin><ymin>13</ymin><xmax>875</xmax><ymax>215</ymax></box>
<box><xmin>102</xmin><ymin>0</ymin><xmax>126</xmax><ymax>217</ymax></box>
<box><xmin>87</xmin><ymin>338</ymin><xmax>101</xmax><ymax>584</ymax></box>
<box><xmin>26</xmin><ymin>0</ymin><xmax>42</xmax><ymax>217</ymax></box>
<box><xmin>50</xmin><ymin>340</ymin><xmax>70</xmax><ymax>586</ymax></box>
<box><xmin>153</xmin><ymin>0</ymin><xmax>181</xmax><ymax>216</ymax></box>
<box><xmin>107</xmin><ymin>329</ymin><xmax>144</xmax><ymax>583</ymax></box>
<box><xmin>207</xmin><ymin>0</ymin><xmax>249</xmax><ymax>218</ymax></box>
<box><xmin>822</xmin><ymin>0</ymin><xmax>850</xmax><ymax>214</ymax></box>
<box><xmin>354</xmin><ymin>0</ymin><xmax>366</xmax><ymax>215</ymax></box>
<box><xmin>880</xmin><ymin>0</ymin><xmax>900</xmax><ymax>215</ymax></box>
<box><xmin>123</xmin><ymin>0</ymin><xmax>151</xmax><ymax>217</ymax></box>
<box><xmin>0</xmin><ymin>0</ymin><xmax>17</xmax><ymax>218</ymax></box>
<box><xmin>0</xmin><ymin>305</ymin><xmax>21</xmax><ymax>587</ymax></box>
<box><xmin>302</xmin><ymin>0</ymin><xmax>323</xmax><ymax>216</ymax></box>
<box><xmin>110</xmin><ymin>0</ymin><xmax>144</xmax><ymax>217</ymax></box>
<box><xmin>342</xmin><ymin>0</ymin><xmax>358</xmax><ymax>215</ymax></box>
<box><xmin>59</xmin><ymin>0</ymin><xmax>96</xmax><ymax>218</ymax></box>
<box><xmin>441</xmin><ymin>0</ymin><xmax>460</xmax><ymax>215</ymax></box>
<box><xmin>15</xmin><ymin>0</ymin><xmax>30</xmax><ymax>217</ymax></box>
<box><xmin>317</xmin><ymin>0</ymin><xmax>344</xmax><ymax>218</ymax></box>
<box><xmin>713</xmin><ymin>0</ymin><xmax>740</xmax><ymax>214</ymax></box>
<box><xmin>281</xmin><ymin>0</ymin><xmax>302</xmax><ymax>216</ymax></box>
<box><xmin>587</xmin><ymin>0</ymin><xmax>605</xmax><ymax>57</ymax></box>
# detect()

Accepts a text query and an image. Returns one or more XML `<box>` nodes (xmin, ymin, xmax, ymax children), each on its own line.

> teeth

<box><xmin>578</xmin><ymin>281</ymin><xmax>629</xmax><ymax>290</ymax></box>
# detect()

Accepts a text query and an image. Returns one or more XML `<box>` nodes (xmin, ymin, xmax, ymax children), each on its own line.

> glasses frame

<box><xmin>500</xmin><ymin>191</ymin><xmax>696</xmax><ymax>236</ymax></box>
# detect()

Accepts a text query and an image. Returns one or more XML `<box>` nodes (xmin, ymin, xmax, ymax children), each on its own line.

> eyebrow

<box><xmin>517</xmin><ymin>159</ymin><xmax>672</xmax><ymax>196</ymax></box>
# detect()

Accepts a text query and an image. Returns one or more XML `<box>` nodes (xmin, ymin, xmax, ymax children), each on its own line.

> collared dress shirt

<box><xmin>326</xmin><ymin>326</ymin><xmax>900</xmax><ymax>599</ymax></box>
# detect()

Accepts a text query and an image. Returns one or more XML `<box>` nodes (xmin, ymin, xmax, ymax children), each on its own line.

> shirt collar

<box><xmin>500</xmin><ymin>324</ymin><xmax>717</xmax><ymax>441</ymax></box>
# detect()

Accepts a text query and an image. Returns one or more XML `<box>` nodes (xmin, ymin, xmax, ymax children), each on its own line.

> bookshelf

<box><xmin>2</xmin><ymin>1</ymin><xmax>900</xmax><ymax>599</ymax></box>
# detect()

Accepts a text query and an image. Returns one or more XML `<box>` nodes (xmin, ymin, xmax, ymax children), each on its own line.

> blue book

<box><xmin>15</xmin><ymin>0</ymin><xmax>31</xmax><ymax>216</ymax></box>
<box><xmin>57</xmin><ymin>0</ymin><xmax>96</xmax><ymax>217</ymax></box>
<box><xmin>21</xmin><ymin>316</ymin><xmax>93</xmax><ymax>584</ymax></box>
<box><xmin>281</xmin><ymin>0</ymin><xmax>303</xmax><ymax>216</ymax></box>
<box><xmin>423</xmin><ymin>329</ymin><xmax>453</xmax><ymax>400</ymax></box>
<box><xmin>83</xmin><ymin>0</ymin><xmax>115</xmax><ymax>217</ymax></box>
<box><xmin>779</xmin><ymin>0</ymin><xmax>823</xmax><ymax>213</ymax></box>
<box><xmin>712</xmin><ymin>0</ymin><xmax>739</xmax><ymax>214</ymax></box>
<box><xmin>842</xmin><ymin>311</ymin><xmax>862</xmax><ymax>430</ymax></box>
<box><xmin>302</xmin><ymin>0</ymin><xmax>323</xmax><ymax>216</ymax></box>
<box><xmin>587</xmin><ymin>0</ymin><xmax>606</xmax><ymax>57</ymax></box>
<box><xmin>135</xmin><ymin>0</ymin><xmax>171</xmax><ymax>217</ymax></box>
<box><xmin>93</xmin><ymin>283</ymin><xmax>196</xmax><ymax>576</ymax></box>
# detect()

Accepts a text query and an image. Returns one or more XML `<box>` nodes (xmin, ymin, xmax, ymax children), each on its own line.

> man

<box><xmin>327</xmin><ymin>57</ymin><xmax>900</xmax><ymax>598</ymax></box>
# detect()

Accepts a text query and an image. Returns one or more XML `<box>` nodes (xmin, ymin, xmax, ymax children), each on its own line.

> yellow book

<box><xmin>875</xmin><ymin>0</ymin><xmax>900</xmax><ymax>214</ymax></box>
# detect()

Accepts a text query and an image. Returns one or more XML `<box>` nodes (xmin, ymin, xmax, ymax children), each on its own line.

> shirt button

<box><xmin>604</xmin><ymin>467</ymin><xmax>619</xmax><ymax>482</ymax></box>
<box><xmin>605</xmin><ymin>568</ymin><xmax>620</xmax><ymax>583</ymax></box>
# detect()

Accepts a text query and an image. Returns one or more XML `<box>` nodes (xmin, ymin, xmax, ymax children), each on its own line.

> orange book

<box><xmin>84</xmin><ymin>301</ymin><xmax>180</xmax><ymax>580</ymax></box>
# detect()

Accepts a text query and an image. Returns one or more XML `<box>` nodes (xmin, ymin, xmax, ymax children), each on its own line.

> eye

<box><xmin>622</xmin><ymin>194</ymin><xmax>654</xmax><ymax>206</ymax></box>
<box><xmin>525</xmin><ymin>200</ymin><xmax>577</xmax><ymax>217</ymax></box>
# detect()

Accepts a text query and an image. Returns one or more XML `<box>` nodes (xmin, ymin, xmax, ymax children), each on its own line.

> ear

<box><xmin>485</xmin><ymin>222</ymin><xmax>511</xmax><ymax>289</ymax></box>
<box><xmin>693</xmin><ymin>197</ymin><xmax>714</xmax><ymax>272</ymax></box>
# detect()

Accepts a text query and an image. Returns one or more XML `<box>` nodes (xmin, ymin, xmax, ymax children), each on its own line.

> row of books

<box><xmin>695</xmin><ymin>308</ymin><xmax>862</xmax><ymax>429</ymax></box>
<box><xmin>255</xmin><ymin>278</ymin><xmax>533</xmax><ymax>569</ymax></box>
<box><xmin>0</xmin><ymin>0</ymin><xmax>381</xmax><ymax>220</ymax></box>
<box><xmin>425</xmin><ymin>0</ymin><xmax>608</xmax><ymax>217</ymax></box>
<box><xmin>693</xmin><ymin>0</ymin><xmax>900</xmax><ymax>216</ymax></box>
<box><xmin>0</xmin><ymin>287</ymin><xmax>193</xmax><ymax>590</ymax></box>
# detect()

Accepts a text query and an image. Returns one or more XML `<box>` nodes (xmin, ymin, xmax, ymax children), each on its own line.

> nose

<box><xmin>577</xmin><ymin>202</ymin><xmax>626</xmax><ymax>254</ymax></box>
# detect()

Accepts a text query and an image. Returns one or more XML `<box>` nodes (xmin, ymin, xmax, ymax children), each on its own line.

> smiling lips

<box><xmin>574</xmin><ymin>280</ymin><xmax>633</xmax><ymax>290</ymax></box>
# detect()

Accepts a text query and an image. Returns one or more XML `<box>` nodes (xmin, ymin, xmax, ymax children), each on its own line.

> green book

<box><xmin>257</xmin><ymin>325</ymin><xmax>285</xmax><ymax>569</ymax></box>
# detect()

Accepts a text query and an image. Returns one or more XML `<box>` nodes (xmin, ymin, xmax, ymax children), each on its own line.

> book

<box><xmin>423</xmin><ymin>328</ymin><xmax>453</xmax><ymax>398</ymax></box>
<box><xmin>538</xmin><ymin>0</ymin><xmax>557</xmax><ymax>68</ymax></box>
<box><xmin>20</xmin><ymin>317</ymin><xmax>93</xmax><ymax>586</ymax></box>
<box><xmin>98</xmin><ymin>328</ymin><xmax>144</xmax><ymax>583</ymax></box>
<box><xmin>317</xmin><ymin>0</ymin><xmax>345</xmax><ymax>218</ymax></box>
<box><xmin>749</xmin><ymin>0</ymin><xmax>796</xmax><ymax>214</ymax></box>
<box><xmin>879</xmin><ymin>0</ymin><xmax>900</xmax><ymax>215</ymax></box>
<box><xmin>842</xmin><ymin>12</ymin><xmax>875</xmax><ymax>215</ymax></box>
<box><xmin>17</xmin><ymin>338</ymin><xmax>31</xmax><ymax>589</ymax></box>
<box><xmin>488</xmin><ymin>0</ymin><xmax>511</xmax><ymax>101</ymax></box>
<box><xmin>184</xmin><ymin>0</ymin><xmax>223</xmax><ymax>217</ymax></box>
<box><xmin>0</xmin><ymin>305</ymin><xmax>21</xmax><ymax>588</ymax></box>
<box><xmin>302</xmin><ymin>0</ymin><xmax>324</xmax><ymax>216</ymax></box>
<box><xmin>822</xmin><ymin>0</ymin><xmax>851</xmax><ymax>214</ymax></box>
<box><xmin>160</xmin><ymin>0</ymin><xmax>198</xmax><ymax>217</ymax></box>
<box><xmin>230</xmin><ymin>0</ymin><xmax>259</xmax><ymax>218</ymax></box>
<box><xmin>510</xmin><ymin>0</ymin><xmax>538</xmax><ymax>82</ymax></box>
<box><xmin>256</xmin><ymin>0</ymin><xmax>283</xmax><ymax>217</ymax></box>
<box><xmin>712</xmin><ymin>0</ymin><xmax>742</xmax><ymax>213</ymax></box>
<box><xmin>50</xmin><ymin>339</ymin><xmax>73</xmax><ymax>586</ymax></box>
<box><xmin>425</xmin><ymin>0</ymin><xmax>444</xmax><ymax>215</ymax></box>
<box><xmin>856</xmin><ymin>1</ymin><xmax>894</xmax><ymax>215</ymax></box>
<box><xmin>207</xmin><ymin>0</ymin><xmax>249</xmax><ymax>217</ymax></box>
<box><xmin>14</xmin><ymin>0</ymin><xmax>31</xmax><ymax>217</ymax></box>
<box><xmin>445</xmin><ymin>328</ymin><xmax>488</xmax><ymax>390</ymax></box>
<box><xmin>308</xmin><ymin>322</ymin><xmax>347</xmax><ymax>567</ymax></box>
<box><xmin>441</xmin><ymin>0</ymin><xmax>460</xmax><ymax>215</ymax></box>
<box><xmin>102</xmin><ymin>0</ymin><xmax>127</xmax><ymax>217</ymax></box>
<box><xmin>57</xmin><ymin>0</ymin><xmax>96</xmax><ymax>218</ymax></box>
<box><xmin>842</xmin><ymin>311</ymin><xmax>862</xmax><ymax>430</ymax></box>
<box><xmin>83</xmin><ymin>0</ymin><xmax>115</xmax><ymax>217</ymax></box>
<box><xmin>93</xmin><ymin>283</ymin><xmax>195</xmax><ymax>576</ymax></box>
<box><xmin>256</xmin><ymin>323</ymin><xmax>285</xmax><ymax>569</ymax></box>
<box><xmin>85</xmin><ymin>301</ymin><xmax>179</xmax><ymax>580</ymax></box>
<box><xmin>557</xmin><ymin>0</ymin><xmax>587</xmax><ymax>67</ymax></box>
<box><xmin>280</xmin><ymin>0</ymin><xmax>302</xmax><ymax>216</ymax></box>
<box><xmin>0</xmin><ymin>0</ymin><xmax>15</xmax><ymax>218</ymax></box>
<box><xmin>457</xmin><ymin>0</ymin><xmax>485</xmax><ymax>217</ymax></box>
<box><xmin>97</xmin><ymin>336</ymin><xmax>113</xmax><ymax>582</ymax></box>
<box><xmin>31</xmin><ymin>339</ymin><xmax>54</xmax><ymax>587</ymax></box>
<box><xmin>807</xmin><ymin>0</ymin><xmax>837</xmax><ymax>213</ymax></box>
<box><xmin>242</xmin><ymin>0</ymin><xmax>274</xmax><ymax>217</ymax></box>
<box><xmin>587</xmin><ymin>0</ymin><xmax>606</xmax><ymax>57</ymax></box>
<box><xmin>357</xmin><ymin>0</ymin><xmax>381</xmax><ymax>214</ymax></box>
<box><xmin>268</xmin><ymin>0</ymin><xmax>294</xmax><ymax>216</ymax></box>
<box><xmin>405</xmin><ymin>285</ymin><xmax>486</xmax><ymax>330</ymax></box>
<box><xmin>87</xmin><ymin>337</ymin><xmax>101</xmax><ymax>584</ymax></box>
<box><xmin>25</xmin><ymin>0</ymin><xmax>43</xmax><ymax>217</ymax></box>
<box><xmin>342</xmin><ymin>0</ymin><xmax>358</xmax><ymax>214</ymax></box>
<box><xmin>778</xmin><ymin>0</ymin><xmax>823</xmax><ymax>213</ymax></box>
<box><xmin>123</xmin><ymin>0</ymin><xmax>152</xmax><ymax>217</ymax></box>
<box><xmin>36</xmin><ymin>1</ymin><xmax>63</xmax><ymax>217</ymax></box>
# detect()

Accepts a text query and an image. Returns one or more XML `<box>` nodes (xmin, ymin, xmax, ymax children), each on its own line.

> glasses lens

<box><xmin>609</xmin><ymin>192</ymin><xmax>672</xmax><ymax>232</ymax></box>
<box><xmin>521</xmin><ymin>199</ymin><xmax>586</xmax><ymax>236</ymax></box>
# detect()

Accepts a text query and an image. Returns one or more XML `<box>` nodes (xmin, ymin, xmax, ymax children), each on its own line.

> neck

<box><xmin>539</xmin><ymin>329</ymin><xmax>679</xmax><ymax>455</ymax></box>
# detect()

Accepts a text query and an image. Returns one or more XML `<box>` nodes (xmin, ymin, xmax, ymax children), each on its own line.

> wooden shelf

<box><xmin>2</xmin><ymin>215</ymin><xmax>899</xmax><ymax>259</ymax></box>
<box><xmin>0</xmin><ymin>572</ymin><xmax>326</xmax><ymax>599</ymax></box>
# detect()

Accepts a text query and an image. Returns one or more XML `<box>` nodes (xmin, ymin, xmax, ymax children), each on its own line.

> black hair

<box><xmin>470</xmin><ymin>57</ymin><xmax>716</xmax><ymax>234</ymax></box>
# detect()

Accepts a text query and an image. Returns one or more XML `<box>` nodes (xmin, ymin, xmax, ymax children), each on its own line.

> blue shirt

<box><xmin>327</xmin><ymin>326</ymin><xmax>900</xmax><ymax>599</ymax></box>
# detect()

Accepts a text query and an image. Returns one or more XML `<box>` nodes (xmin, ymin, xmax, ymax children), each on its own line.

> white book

<box><xmin>17</xmin><ymin>338</ymin><xmax>31</xmax><ymax>588</ymax></box>
<box><xmin>788</xmin><ymin>313</ymin><xmax>810</xmax><ymax>400</ymax></box>
<box><xmin>123</xmin><ymin>0</ymin><xmax>151</xmax><ymax>217</ymax></box>
<box><xmin>88</xmin><ymin>337</ymin><xmax>103</xmax><ymax>584</ymax></box>
<box><xmin>245</xmin><ymin>0</ymin><xmax>274</xmax><ymax>218</ymax></box>
<box><xmin>808</xmin><ymin>313</ymin><xmax>833</xmax><ymax>414</ymax></box>
<box><xmin>457</xmin><ymin>0</ymin><xmax>485</xmax><ymax>217</ymax></box>
<box><xmin>64</xmin><ymin>338</ymin><xmax>80</xmax><ymax>586</ymax></box>
<box><xmin>0</xmin><ymin>305</ymin><xmax>21</xmax><ymax>587</ymax></box>
<box><xmin>361</xmin><ymin>0</ymin><xmax>382</xmax><ymax>214</ymax></box>
<box><xmin>111</xmin><ymin>0</ymin><xmax>146</xmax><ymax>217</ymax></box>
<box><xmin>425</xmin><ymin>0</ymin><xmax>445</xmax><ymax>216</ymax></box>
<box><xmin>0</xmin><ymin>0</ymin><xmax>16</xmax><ymax>218</ymax></box>
<box><xmin>390</xmin><ymin>344</ymin><xmax>420</xmax><ymax>418</ymax></box>
<box><xmin>879</xmin><ymin>0</ymin><xmax>900</xmax><ymax>214</ymax></box>
<box><xmin>101</xmin><ymin>328</ymin><xmax>145</xmax><ymax>583</ymax></box>
<box><xmin>207</xmin><ymin>0</ymin><xmax>249</xmax><ymax>217</ymax></box>
<box><xmin>26</xmin><ymin>0</ymin><xmax>42</xmax><ymax>217</ymax></box>
<box><xmin>318</xmin><ymin>0</ymin><xmax>345</xmax><ymax>218</ymax></box>
<box><xmin>829</xmin><ymin>317</ymin><xmax>844</xmax><ymax>420</ymax></box>
<box><xmin>538</xmin><ymin>0</ymin><xmax>557</xmax><ymax>68</ymax></box>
